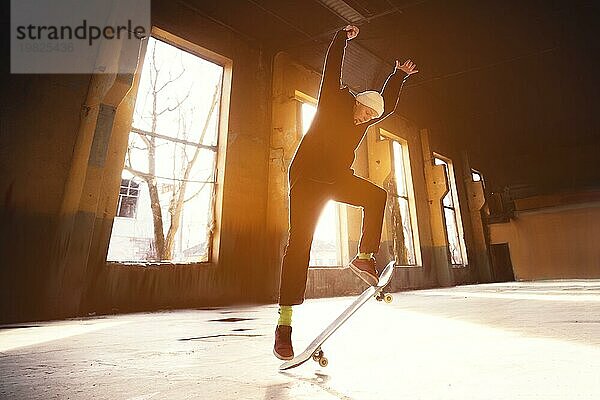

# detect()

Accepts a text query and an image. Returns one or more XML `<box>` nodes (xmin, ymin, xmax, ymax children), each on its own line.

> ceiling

<box><xmin>180</xmin><ymin>0</ymin><xmax>599</xmax><ymax>192</ymax></box>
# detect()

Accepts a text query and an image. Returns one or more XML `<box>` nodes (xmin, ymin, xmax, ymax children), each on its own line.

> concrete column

<box><xmin>420</xmin><ymin>129</ymin><xmax>452</xmax><ymax>286</ymax></box>
<box><xmin>462</xmin><ymin>152</ymin><xmax>493</xmax><ymax>283</ymax></box>
<box><xmin>82</xmin><ymin>49</ymin><xmax>150</xmax><ymax>313</ymax></box>
<box><xmin>48</xmin><ymin>35</ymin><xmax>143</xmax><ymax>317</ymax></box>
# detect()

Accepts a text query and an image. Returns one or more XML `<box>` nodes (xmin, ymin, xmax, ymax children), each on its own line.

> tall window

<box><xmin>298</xmin><ymin>99</ymin><xmax>349</xmax><ymax>266</ymax></box>
<box><xmin>390</xmin><ymin>140</ymin><xmax>420</xmax><ymax>265</ymax></box>
<box><xmin>434</xmin><ymin>155</ymin><xmax>468</xmax><ymax>266</ymax></box>
<box><xmin>107</xmin><ymin>35</ymin><xmax>225</xmax><ymax>263</ymax></box>
<box><xmin>378</xmin><ymin>132</ymin><xmax>420</xmax><ymax>266</ymax></box>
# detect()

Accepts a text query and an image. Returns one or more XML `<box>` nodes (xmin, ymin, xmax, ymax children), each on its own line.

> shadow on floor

<box><xmin>270</xmin><ymin>371</ymin><xmax>355</xmax><ymax>400</ymax></box>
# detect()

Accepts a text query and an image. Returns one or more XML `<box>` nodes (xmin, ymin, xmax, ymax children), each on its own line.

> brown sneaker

<box><xmin>273</xmin><ymin>325</ymin><xmax>294</xmax><ymax>360</ymax></box>
<box><xmin>349</xmin><ymin>256</ymin><xmax>379</xmax><ymax>286</ymax></box>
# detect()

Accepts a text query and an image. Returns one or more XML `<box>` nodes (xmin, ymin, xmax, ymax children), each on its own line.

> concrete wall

<box><xmin>489</xmin><ymin>192</ymin><xmax>600</xmax><ymax>280</ymax></box>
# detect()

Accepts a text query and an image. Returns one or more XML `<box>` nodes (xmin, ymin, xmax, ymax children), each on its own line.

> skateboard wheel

<box><xmin>384</xmin><ymin>294</ymin><xmax>393</xmax><ymax>303</ymax></box>
<box><xmin>319</xmin><ymin>357</ymin><xmax>329</xmax><ymax>367</ymax></box>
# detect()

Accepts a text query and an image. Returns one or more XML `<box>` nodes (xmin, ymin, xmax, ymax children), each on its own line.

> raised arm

<box><xmin>319</xmin><ymin>25</ymin><xmax>359</xmax><ymax>97</ymax></box>
<box><xmin>375</xmin><ymin>59</ymin><xmax>418</xmax><ymax>121</ymax></box>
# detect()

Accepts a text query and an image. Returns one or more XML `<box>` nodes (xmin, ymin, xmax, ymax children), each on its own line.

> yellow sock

<box><xmin>278</xmin><ymin>305</ymin><xmax>292</xmax><ymax>326</ymax></box>
<box><xmin>358</xmin><ymin>252</ymin><xmax>374</xmax><ymax>260</ymax></box>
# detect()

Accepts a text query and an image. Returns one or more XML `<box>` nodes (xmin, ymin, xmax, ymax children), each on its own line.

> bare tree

<box><xmin>162</xmin><ymin>86</ymin><xmax>219</xmax><ymax>259</ymax></box>
<box><xmin>125</xmin><ymin>41</ymin><xmax>220</xmax><ymax>260</ymax></box>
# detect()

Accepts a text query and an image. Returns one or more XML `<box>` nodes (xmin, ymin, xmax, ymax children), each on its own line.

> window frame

<box><xmin>108</xmin><ymin>27</ymin><xmax>232</xmax><ymax>265</ymax></box>
<box><xmin>433</xmin><ymin>153</ymin><xmax>469</xmax><ymax>267</ymax></box>
<box><xmin>378</xmin><ymin>129</ymin><xmax>422</xmax><ymax>267</ymax></box>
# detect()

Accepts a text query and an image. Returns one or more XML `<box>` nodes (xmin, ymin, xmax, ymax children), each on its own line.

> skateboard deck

<box><xmin>279</xmin><ymin>261</ymin><xmax>395</xmax><ymax>370</ymax></box>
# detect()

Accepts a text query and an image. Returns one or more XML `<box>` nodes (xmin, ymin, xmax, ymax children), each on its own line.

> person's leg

<box><xmin>275</xmin><ymin>179</ymin><xmax>328</xmax><ymax>360</ymax></box>
<box><xmin>278</xmin><ymin>180</ymin><xmax>328</xmax><ymax>306</ymax></box>
<box><xmin>331</xmin><ymin>173</ymin><xmax>387</xmax><ymax>285</ymax></box>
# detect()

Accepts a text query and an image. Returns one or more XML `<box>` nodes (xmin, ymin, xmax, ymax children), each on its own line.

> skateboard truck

<box><xmin>311</xmin><ymin>347</ymin><xmax>328</xmax><ymax>367</ymax></box>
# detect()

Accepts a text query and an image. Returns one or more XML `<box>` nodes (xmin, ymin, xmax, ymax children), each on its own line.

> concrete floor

<box><xmin>1</xmin><ymin>280</ymin><xmax>599</xmax><ymax>399</ymax></box>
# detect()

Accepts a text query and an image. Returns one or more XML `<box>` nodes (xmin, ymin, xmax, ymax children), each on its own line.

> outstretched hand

<box><xmin>344</xmin><ymin>25</ymin><xmax>359</xmax><ymax>40</ymax></box>
<box><xmin>396</xmin><ymin>59</ymin><xmax>418</xmax><ymax>75</ymax></box>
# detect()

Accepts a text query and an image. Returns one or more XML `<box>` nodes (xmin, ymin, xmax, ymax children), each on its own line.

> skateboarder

<box><xmin>274</xmin><ymin>25</ymin><xmax>418</xmax><ymax>360</ymax></box>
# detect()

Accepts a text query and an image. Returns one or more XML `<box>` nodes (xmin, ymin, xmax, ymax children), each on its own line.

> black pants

<box><xmin>278</xmin><ymin>173</ymin><xmax>387</xmax><ymax>306</ymax></box>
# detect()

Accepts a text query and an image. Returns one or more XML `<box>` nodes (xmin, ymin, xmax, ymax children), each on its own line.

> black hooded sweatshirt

<box><xmin>289</xmin><ymin>29</ymin><xmax>409</xmax><ymax>187</ymax></box>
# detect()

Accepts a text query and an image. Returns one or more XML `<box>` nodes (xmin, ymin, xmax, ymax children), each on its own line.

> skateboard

<box><xmin>279</xmin><ymin>261</ymin><xmax>395</xmax><ymax>370</ymax></box>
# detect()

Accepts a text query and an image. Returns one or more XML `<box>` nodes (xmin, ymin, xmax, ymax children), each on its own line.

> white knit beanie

<box><xmin>355</xmin><ymin>90</ymin><xmax>384</xmax><ymax>118</ymax></box>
